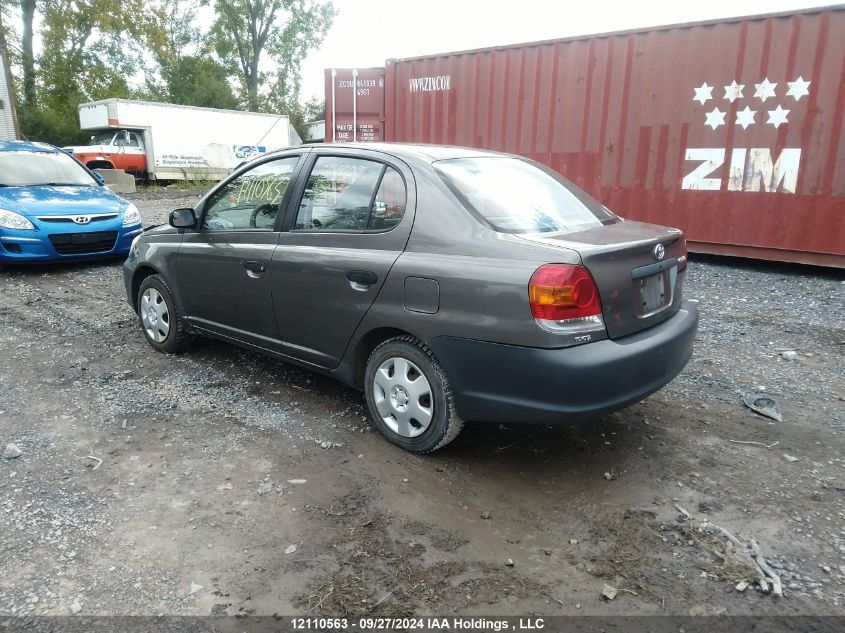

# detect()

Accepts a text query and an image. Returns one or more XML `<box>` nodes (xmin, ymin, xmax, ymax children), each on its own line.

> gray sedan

<box><xmin>123</xmin><ymin>144</ymin><xmax>698</xmax><ymax>452</ymax></box>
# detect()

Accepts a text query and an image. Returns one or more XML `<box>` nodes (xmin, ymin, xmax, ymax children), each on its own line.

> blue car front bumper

<box><xmin>0</xmin><ymin>222</ymin><xmax>143</xmax><ymax>263</ymax></box>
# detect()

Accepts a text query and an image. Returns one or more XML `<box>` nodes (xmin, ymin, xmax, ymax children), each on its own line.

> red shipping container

<box><xmin>324</xmin><ymin>67</ymin><xmax>385</xmax><ymax>143</ymax></box>
<box><xmin>376</xmin><ymin>6</ymin><xmax>845</xmax><ymax>267</ymax></box>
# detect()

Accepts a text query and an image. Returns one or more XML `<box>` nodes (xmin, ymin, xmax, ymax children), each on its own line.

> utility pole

<box><xmin>0</xmin><ymin>7</ymin><xmax>22</xmax><ymax>139</ymax></box>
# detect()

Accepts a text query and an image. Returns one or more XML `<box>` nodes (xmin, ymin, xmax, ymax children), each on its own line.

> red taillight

<box><xmin>529</xmin><ymin>264</ymin><xmax>603</xmax><ymax>321</ymax></box>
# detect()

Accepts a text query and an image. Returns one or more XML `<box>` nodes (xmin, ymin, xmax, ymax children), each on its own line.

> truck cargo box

<box><xmin>70</xmin><ymin>99</ymin><xmax>296</xmax><ymax>181</ymax></box>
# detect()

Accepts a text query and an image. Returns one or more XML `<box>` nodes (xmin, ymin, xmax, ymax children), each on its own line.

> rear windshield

<box><xmin>434</xmin><ymin>157</ymin><xmax>615</xmax><ymax>234</ymax></box>
<box><xmin>0</xmin><ymin>151</ymin><xmax>96</xmax><ymax>187</ymax></box>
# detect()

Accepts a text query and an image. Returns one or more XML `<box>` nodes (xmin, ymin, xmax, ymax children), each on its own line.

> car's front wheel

<box><xmin>137</xmin><ymin>275</ymin><xmax>192</xmax><ymax>353</ymax></box>
<box><xmin>364</xmin><ymin>337</ymin><xmax>464</xmax><ymax>453</ymax></box>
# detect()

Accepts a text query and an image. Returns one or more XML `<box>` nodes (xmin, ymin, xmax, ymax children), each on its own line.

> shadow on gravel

<box><xmin>435</xmin><ymin>414</ymin><xmax>653</xmax><ymax>478</ymax></box>
<box><xmin>181</xmin><ymin>334</ymin><xmax>655</xmax><ymax>471</ymax></box>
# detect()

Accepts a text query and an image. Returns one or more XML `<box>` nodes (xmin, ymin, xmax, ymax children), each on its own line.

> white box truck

<box><xmin>64</xmin><ymin>99</ymin><xmax>301</xmax><ymax>180</ymax></box>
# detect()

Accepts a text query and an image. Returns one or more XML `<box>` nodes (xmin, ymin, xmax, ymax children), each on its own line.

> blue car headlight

<box><xmin>122</xmin><ymin>203</ymin><xmax>141</xmax><ymax>227</ymax></box>
<box><xmin>0</xmin><ymin>209</ymin><xmax>35</xmax><ymax>230</ymax></box>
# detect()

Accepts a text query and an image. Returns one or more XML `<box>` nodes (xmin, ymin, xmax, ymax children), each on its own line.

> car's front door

<box><xmin>178</xmin><ymin>153</ymin><xmax>304</xmax><ymax>349</ymax></box>
<box><xmin>272</xmin><ymin>150</ymin><xmax>415</xmax><ymax>368</ymax></box>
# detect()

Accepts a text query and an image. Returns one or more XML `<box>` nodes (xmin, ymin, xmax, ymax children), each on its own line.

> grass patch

<box><xmin>169</xmin><ymin>179</ymin><xmax>217</xmax><ymax>190</ymax></box>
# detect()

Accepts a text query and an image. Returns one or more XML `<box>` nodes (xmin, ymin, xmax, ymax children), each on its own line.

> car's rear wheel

<box><xmin>364</xmin><ymin>337</ymin><xmax>464</xmax><ymax>453</ymax></box>
<box><xmin>137</xmin><ymin>275</ymin><xmax>192</xmax><ymax>353</ymax></box>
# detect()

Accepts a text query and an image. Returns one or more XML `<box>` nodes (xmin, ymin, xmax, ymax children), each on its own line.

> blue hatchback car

<box><xmin>0</xmin><ymin>140</ymin><xmax>142</xmax><ymax>266</ymax></box>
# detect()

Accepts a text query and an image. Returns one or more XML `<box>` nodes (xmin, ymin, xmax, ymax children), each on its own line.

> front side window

<box><xmin>434</xmin><ymin>157</ymin><xmax>616</xmax><ymax>234</ymax></box>
<box><xmin>202</xmin><ymin>156</ymin><xmax>299</xmax><ymax>231</ymax></box>
<box><xmin>294</xmin><ymin>156</ymin><xmax>406</xmax><ymax>231</ymax></box>
<box><xmin>0</xmin><ymin>151</ymin><xmax>97</xmax><ymax>187</ymax></box>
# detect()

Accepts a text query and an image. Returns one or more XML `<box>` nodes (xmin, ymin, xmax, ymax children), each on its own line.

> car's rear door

<box><xmin>270</xmin><ymin>148</ymin><xmax>415</xmax><ymax>368</ymax></box>
<box><xmin>178</xmin><ymin>152</ymin><xmax>307</xmax><ymax>349</ymax></box>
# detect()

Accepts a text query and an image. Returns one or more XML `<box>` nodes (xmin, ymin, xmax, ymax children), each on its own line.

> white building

<box><xmin>0</xmin><ymin>43</ymin><xmax>19</xmax><ymax>141</ymax></box>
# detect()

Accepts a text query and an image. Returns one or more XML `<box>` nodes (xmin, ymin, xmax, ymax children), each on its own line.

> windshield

<box><xmin>90</xmin><ymin>131</ymin><xmax>115</xmax><ymax>145</ymax></box>
<box><xmin>434</xmin><ymin>157</ymin><xmax>616</xmax><ymax>234</ymax></box>
<box><xmin>0</xmin><ymin>151</ymin><xmax>97</xmax><ymax>187</ymax></box>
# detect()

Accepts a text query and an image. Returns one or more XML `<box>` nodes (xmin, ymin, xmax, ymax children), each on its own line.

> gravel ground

<box><xmin>1</xmin><ymin>189</ymin><xmax>843</xmax><ymax>618</ymax></box>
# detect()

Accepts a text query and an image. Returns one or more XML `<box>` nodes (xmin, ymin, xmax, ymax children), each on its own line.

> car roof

<box><xmin>289</xmin><ymin>142</ymin><xmax>512</xmax><ymax>163</ymax></box>
<box><xmin>0</xmin><ymin>140</ymin><xmax>61</xmax><ymax>154</ymax></box>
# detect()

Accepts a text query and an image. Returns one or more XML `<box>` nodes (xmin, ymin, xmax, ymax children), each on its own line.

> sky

<box><xmin>299</xmin><ymin>0</ymin><xmax>833</xmax><ymax>101</ymax></box>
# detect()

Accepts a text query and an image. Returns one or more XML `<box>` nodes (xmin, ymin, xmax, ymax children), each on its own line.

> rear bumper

<box><xmin>428</xmin><ymin>302</ymin><xmax>699</xmax><ymax>424</ymax></box>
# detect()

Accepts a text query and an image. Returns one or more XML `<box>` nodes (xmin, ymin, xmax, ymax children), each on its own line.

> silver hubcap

<box><xmin>373</xmin><ymin>357</ymin><xmax>433</xmax><ymax>438</ymax></box>
<box><xmin>140</xmin><ymin>288</ymin><xmax>170</xmax><ymax>343</ymax></box>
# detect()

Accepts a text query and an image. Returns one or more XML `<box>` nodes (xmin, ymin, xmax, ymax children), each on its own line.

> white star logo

<box><xmin>723</xmin><ymin>80</ymin><xmax>744</xmax><ymax>102</ymax></box>
<box><xmin>767</xmin><ymin>105</ymin><xmax>790</xmax><ymax>128</ymax></box>
<box><xmin>704</xmin><ymin>107</ymin><xmax>726</xmax><ymax>130</ymax></box>
<box><xmin>693</xmin><ymin>82</ymin><xmax>713</xmax><ymax>105</ymax></box>
<box><xmin>735</xmin><ymin>106</ymin><xmax>756</xmax><ymax>129</ymax></box>
<box><xmin>754</xmin><ymin>78</ymin><xmax>778</xmax><ymax>102</ymax></box>
<box><xmin>786</xmin><ymin>76</ymin><xmax>811</xmax><ymax>101</ymax></box>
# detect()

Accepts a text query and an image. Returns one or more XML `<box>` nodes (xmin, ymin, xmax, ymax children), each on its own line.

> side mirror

<box><xmin>92</xmin><ymin>172</ymin><xmax>105</xmax><ymax>186</ymax></box>
<box><xmin>169</xmin><ymin>208</ymin><xmax>197</xmax><ymax>229</ymax></box>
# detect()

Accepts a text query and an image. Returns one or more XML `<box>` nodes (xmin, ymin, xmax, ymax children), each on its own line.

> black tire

<box><xmin>137</xmin><ymin>274</ymin><xmax>192</xmax><ymax>353</ymax></box>
<box><xmin>364</xmin><ymin>336</ymin><xmax>464</xmax><ymax>453</ymax></box>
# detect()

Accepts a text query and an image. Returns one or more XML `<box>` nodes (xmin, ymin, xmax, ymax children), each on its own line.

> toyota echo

<box><xmin>123</xmin><ymin>143</ymin><xmax>699</xmax><ymax>452</ymax></box>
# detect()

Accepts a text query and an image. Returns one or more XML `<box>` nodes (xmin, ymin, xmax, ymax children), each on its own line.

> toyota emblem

<box><xmin>653</xmin><ymin>243</ymin><xmax>665</xmax><ymax>261</ymax></box>
<box><xmin>73</xmin><ymin>216</ymin><xmax>91</xmax><ymax>225</ymax></box>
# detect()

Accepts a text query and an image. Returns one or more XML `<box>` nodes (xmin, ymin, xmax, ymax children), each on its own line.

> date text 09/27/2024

<box><xmin>291</xmin><ymin>617</ymin><xmax>546</xmax><ymax>631</ymax></box>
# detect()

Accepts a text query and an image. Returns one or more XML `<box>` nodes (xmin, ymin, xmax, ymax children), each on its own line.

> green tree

<box><xmin>303</xmin><ymin>97</ymin><xmax>324</xmax><ymax>122</ymax></box>
<box><xmin>160</xmin><ymin>56</ymin><xmax>240</xmax><ymax>109</ymax></box>
<box><xmin>20</xmin><ymin>0</ymin><xmax>36</xmax><ymax>105</ymax></box>
<box><xmin>144</xmin><ymin>0</ymin><xmax>202</xmax><ymax>68</ymax></box>
<box><xmin>13</xmin><ymin>0</ymin><xmax>161</xmax><ymax>145</ymax></box>
<box><xmin>0</xmin><ymin>1</ymin><xmax>30</xmax><ymax>104</ymax></box>
<box><xmin>282</xmin><ymin>96</ymin><xmax>324</xmax><ymax>140</ymax></box>
<box><xmin>208</xmin><ymin>0</ymin><xmax>335</xmax><ymax>112</ymax></box>
<box><xmin>4</xmin><ymin>0</ymin><xmax>336</xmax><ymax>145</ymax></box>
<box><xmin>141</xmin><ymin>0</ymin><xmax>239</xmax><ymax>109</ymax></box>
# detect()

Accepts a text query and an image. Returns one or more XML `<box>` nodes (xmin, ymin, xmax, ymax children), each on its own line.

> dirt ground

<box><xmin>1</xmin><ymin>189</ymin><xmax>844</xmax><ymax>618</ymax></box>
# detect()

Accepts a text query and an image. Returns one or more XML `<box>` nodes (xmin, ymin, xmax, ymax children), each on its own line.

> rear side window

<box><xmin>294</xmin><ymin>156</ymin><xmax>406</xmax><ymax>232</ymax></box>
<box><xmin>369</xmin><ymin>166</ymin><xmax>406</xmax><ymax>230</ymax></box>
<box><xmin>434</xmin><ymin>157</ymin><xmax>615</xmax><ymax>234</ymax></box>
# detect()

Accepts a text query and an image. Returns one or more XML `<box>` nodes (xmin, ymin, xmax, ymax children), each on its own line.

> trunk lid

<box><xmin>518</xmin><ymin>220</ymin><xmax>687</xmax><ymax>339</ymax></box>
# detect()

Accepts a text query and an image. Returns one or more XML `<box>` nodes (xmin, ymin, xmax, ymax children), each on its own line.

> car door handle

<box><xmin>346</xmin><ymin>270</ymin><xmax>378</xmax><ymax>286</ymax></box>
<box><xmin>242</xmin><ymin>260</ymin><xmax>267</xmax><ymax>277</ymax></box>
